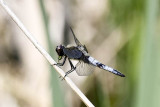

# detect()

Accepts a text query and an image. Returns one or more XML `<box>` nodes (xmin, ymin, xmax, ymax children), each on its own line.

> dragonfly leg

<box><xmin>54</xmin><ymin>56</ymin><xmax>67</xmax><ymax>66</ymax></box>
<box><xmin>62</xmin><ymin>58</ymin><xmax>76</xmax><ymax>80</ymax></box>
<box><xmin>68</xmin><ymin>58</ymin><xmax>75</xmax><ymax>69</ymax></box>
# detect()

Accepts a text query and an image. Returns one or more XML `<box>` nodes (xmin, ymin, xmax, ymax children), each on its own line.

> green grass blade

<box><xmin>136</xmin><ymin>0</ymin><xmax>159</xmax><ymax>106</ymax></box>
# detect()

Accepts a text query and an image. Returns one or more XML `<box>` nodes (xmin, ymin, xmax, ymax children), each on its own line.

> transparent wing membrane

<box><xmin>70</xmin><ymin>27</ymin><xmax>82</xmax><ymax>46</ymax></box>
<box><xmin>76</xmin><ymin>61</ymin><xmax>95</xmax><ymax>76</ymax></box>
<box><xmin>70</xmin><ymin>27</ymin><xmax>89</xmax><ymax>54</ymax></box>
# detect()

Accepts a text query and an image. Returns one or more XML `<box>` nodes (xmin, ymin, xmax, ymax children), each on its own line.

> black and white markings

<box><xmin>88</xmin><ymin>56</ymin><xmax>125</xmax><ymax>77</ymax></box>
<box><xmin>55</xmin><ymin>27</ymin><xmax>125</xmax><ymax>78</ymax></box>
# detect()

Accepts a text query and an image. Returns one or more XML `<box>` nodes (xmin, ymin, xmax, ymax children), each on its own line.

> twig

<box><xmin>0</xmin><ymin>0</ymin><xmax>95</xmax><ymax>107</ymax></box>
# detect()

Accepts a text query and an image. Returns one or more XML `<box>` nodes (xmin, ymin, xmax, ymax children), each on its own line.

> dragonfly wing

<box><xmin>75</xmin><ymin>61</ymin><xmax>95</xmax><ymax>76</ymax></box>
<box><xmin>70</xmin><ymin>27</ymin><xmax>89</xmax><ymax>53</ymax></box>
<box><xmin>70</xmin><ymin>27</ymin><xmax>82</xmax><ymax>46</ymax></box>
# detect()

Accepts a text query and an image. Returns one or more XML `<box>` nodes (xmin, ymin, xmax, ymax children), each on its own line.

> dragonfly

<box><xmin>54</xmin><ymin>27</ymin><xmax>125</xmax><ymax>79</ymax></box>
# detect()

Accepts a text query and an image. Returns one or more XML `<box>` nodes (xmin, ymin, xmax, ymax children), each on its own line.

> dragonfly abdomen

<box><xmin>88</xmin><ymin>56</ymin><xmax>125</xmax><ymax>77</ymax></box>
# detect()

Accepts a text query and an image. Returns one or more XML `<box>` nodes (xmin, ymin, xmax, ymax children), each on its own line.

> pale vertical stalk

<box><xmin>38</xmin><ymin>0</ymin><xmax>65</xmax><ymax>107</ymax></box>
<box><xmin>0</xmin><ymin>0</ymin><xmax>95</xmax><ymax>107</ymax></box>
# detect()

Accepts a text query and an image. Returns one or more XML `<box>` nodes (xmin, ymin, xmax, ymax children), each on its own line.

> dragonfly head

<box><xmin>56</xmin><ymin>44</ymin><xmax>64</xmax><ymax>60</ymax></box>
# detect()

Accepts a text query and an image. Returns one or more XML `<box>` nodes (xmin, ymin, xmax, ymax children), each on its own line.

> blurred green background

<box><xmin>0</xmin><ymin>0</ymin><xmax>160</xmax><ymax>107</ymax></box>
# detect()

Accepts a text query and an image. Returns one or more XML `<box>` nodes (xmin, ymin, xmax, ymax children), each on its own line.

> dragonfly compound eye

<box><xmin>56</xmin><ymin>45</ymin><xmax>64</xmax><ymax>56</ymax></box>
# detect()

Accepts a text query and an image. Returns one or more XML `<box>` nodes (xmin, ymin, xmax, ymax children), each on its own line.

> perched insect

<box><xmin>54</xmin><ymin>27</ymin><xmax>125</xmax><ymax>79</ymax></box>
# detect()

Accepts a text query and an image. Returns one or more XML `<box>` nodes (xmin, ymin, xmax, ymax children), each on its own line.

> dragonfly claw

<box><xmin>61</xmin><ymin>74</ymin><xmax>67</xmax><ymax>81</ymax></box>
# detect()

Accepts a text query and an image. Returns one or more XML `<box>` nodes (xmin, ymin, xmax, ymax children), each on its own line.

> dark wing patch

<box><xmin>63</xmin><ymin>47</ymin><xmax>82</xmax><ymax>59</ymax></box>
